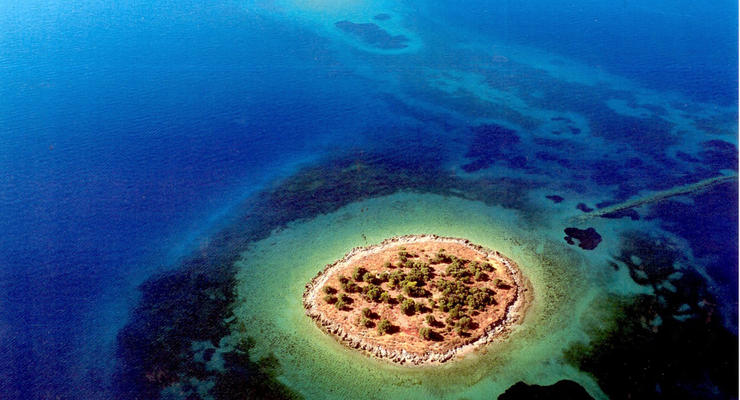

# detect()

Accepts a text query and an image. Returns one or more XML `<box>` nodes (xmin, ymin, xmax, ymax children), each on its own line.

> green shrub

<box><xmin>323</xmin><ymin>286</ymin><xmax>337</xmax><ymax>295</ymax></box>
<box><xmin>446</xmin><ymin>260</ymin><xmax>470</xmax><ymax>280</ymax></box>
<box><xmin>353</xmin><ymin>266</ymin><xmax>367</xmax><ymax>282</ymax></box>
<box><xmin>425</xmin><ymin>314</ymin><xmax>436</xmax><ymax>326</ymax></box>
<box><xmin>455</xmin><ymin>316</ymin><xmax>473</xmax><ymax>335</ymax></box>
<box><xmin>400</xmin><ymin>298</ymin><xmax>416</xmax><ymax>316</ymax></box>
<box><xmin>402</xmin><ymin>280</ymin><xmax>426</xmax><ymax>297</ymax></box>
<box><xmin>335</xmin><ymin>299</ymin><xmax>346</xmax><ymax>310</ymax></box>
<box><xmin>360</xmin><ymin>316</ymin><xmax>373</xmax><ymax>328</ymax></box>
<box><xmin>338</xmin><ymin>275</ymin><xmax>349</xmax><ymax>284</ymax></box>
<box><xmin>363</xmin><ymin>272</ymin><xmax>377</xmax><ymax>284</ymax></box>
<box><xmin>324</xmin><ymin>294</ymin><xmax>337</xmax><ymax>304</ymax></box>
<box><xmin>341</xmin><ymin>280</ymin><xmax>360</xmax><ymax>293</ymax></box>
<box><xmin>362</xmin><ymin>307</ymin><xmax>372</xmax><ymax>318</ymax></box>
<box><xmin>449</xmin><ymin>305</ymin><xmax>461</xmax><ymax>320</ymax></box>
<box><xmin>377</xmin><ymin>319</ymin><xmax>392</xmax><ymax>335</ymax></box>
<box><xmin>419</xmin><ymin>327</ymin><xmax>433</xmax><ymax>340</ymax></box>
<box><xmin>457</xmin><ymin>316</ymin><xmax>472</xmax><ymax>330</ymax></box>
<box><xmin>382</xmin><ymin>261</ymin><xmax>393</xmax><ymax>269</ymax></box>
<box><xmin>364</xmin><ymin>284</ymin><xmax>384</xmax><ymax>302</ymax></box>
<box><xmin>379</xmin><ymin>292</ymin><xmax>391</xmax><ymax>303</ymax></box>
<box><xmin>406</xmin><ymin>263</ymin><xmax>432</xmax><ymax>285</ymax></box>
<box><xmin>388</xmin><ymin>270</ymin><xmax>405</xmax><ymax>288</ymax></box>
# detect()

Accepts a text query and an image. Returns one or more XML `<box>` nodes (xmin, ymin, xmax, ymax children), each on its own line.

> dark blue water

<box><xmin>0</xmin><ymin>0</ymin><xmax>736</xmax><ymax>398</ymax></box>
<box><xmin>429</xmin><ymin>0</ymin><xmax>738</xmax><ymax>105</ymax></box>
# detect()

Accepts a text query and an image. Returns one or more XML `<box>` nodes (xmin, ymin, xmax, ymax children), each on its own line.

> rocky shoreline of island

<box><xmin>302</xmin><ymin>234</ymin><xmax>531</xmax><ymax>366</ymax></box>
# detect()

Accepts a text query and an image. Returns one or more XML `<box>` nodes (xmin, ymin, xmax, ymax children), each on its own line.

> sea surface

<box><xmin>0</xmin><ymin>0</ymin><xmax>737</xmax><ymax>399</ymax></box>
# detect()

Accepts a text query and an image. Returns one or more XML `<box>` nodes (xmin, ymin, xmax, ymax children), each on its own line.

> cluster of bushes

<box><xmin>397</xmin><ymin>247</ymin><xmax>411</xmax><ymax>263</ymax></box>
<box><xmin>445</xmin><ymin>259</ymin><xmax>471</xmax><ymax>281</ymax></box>
<box><xmin>362</xmin><ymin>283</ymin><xmax>385</xmax><ymax>302</ymax></box>
<box><xmin>431</xmin><ymin>249</ymin><xmax>452</xmax><ymax>264</ymax></box>
<box><xmin>338</xmin><ymin>275</ymin><xmax>360</xmax><ymax>293</ymax></box>
<box><xmin>454</xmin><ymin>316</ymin><xmax>473</xmax><ymax>335</ymax></box>
<box><xmin>353</xmin><ymin>266</ymin><xmax>367</xmax><ymax>282</ymax></box>
<box><xmin>357</xmin><ymin>308</ymin><xmax>379</xmax><ymax>329</ymax></box>
<box><xmin>443</xmin><ymin>256</ymin><xmax>495</xmax><ymax>283</ymax></box>
<box><xmin>334</xmin><ymin>293</ymin><xmax>351</xmax><ymax>310</ymax></box>
<box><xmin>436</xmin><ymin>279</ymin><xmax>495</xmax><ymax>311</ymax></box>
<box><xmin>470</xmin><ymin>261</ymin><xmax>494</xmax><ymax>281</ymax></box>
<box><xmin>324</xmin><ymin>250</ymin><xmax>503</xmax><ymax>340</ymax></box>
<box><xmin>419</xmin><ymin>326</ymin><xmax>433</xmax><ymax>340</ymax></box>
<box><xmin>386</xmin><ymin>261</ymin><xmax>433</xmax><ymax>297</ymax></box>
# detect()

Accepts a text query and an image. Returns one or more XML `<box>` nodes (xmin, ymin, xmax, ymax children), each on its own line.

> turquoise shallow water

<box><xmin>232</xmin><ymin>192</ymin><xmax>659</xmax><ymax>399</ymax></box>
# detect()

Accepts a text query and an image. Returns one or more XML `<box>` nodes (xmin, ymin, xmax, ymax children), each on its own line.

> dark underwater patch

<box><xmin>462</xmin><ymin>124</ymin><xmax>521</xmax><ymax>172</ymax></box>
<box><xmin>373</xmin><ymin>13</ymin><xmax>391</xmax><ymax>21</ymax></box>
<box><xmin>112</xmin><ymin>259</ymin><xmax>301</xmax><ymax>400</ymax></box>
<box><xmin>576</xmin><ymin>203</ymin><xmax>593</xmax><ymax>213</ymax></box>
<box><xmin>676</xmin><ymin>151</ymin><xmax>701</xmax><ymax>163</ymax></box>
<box><xmin>699</xmin><ymin>140</ymin><xmax>738</xmax><ymax>171</ymax></box>
<box><xmin>498</xmin><ymin>380</ymin><xmax>594</xmax><ymax>400</ymax></box>
<box><xmin>563</xmin><ymin>227</ymin><xmax>602</xmax><ymax>250</ymax></box>
<box><xmin>335</xmin><ymin>20</ymin><xmax>409</xmax><ymax>49</ymax></box>
<box><xmin>600</xmin><ymin>208</ymin><xmax>640</xmax><ymax>220</ymax></box>
<box><xmin>565</xmin><ymin>231</ymin><xmax>738</xmax><ymax>399</ymax></box>
<box><xmin>645</xmin><ymin>181</ymin><xmax>739</xmax><ymax>324</ymax></box>
<box><xmin>545</xmin><ymin>195</ymin><xmax>564</xmax><ymax>203</ymax></box>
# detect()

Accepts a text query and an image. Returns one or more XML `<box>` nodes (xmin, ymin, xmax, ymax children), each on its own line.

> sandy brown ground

<box><xmin>303</xmin><ymin>236</ymin><xmax>526</xmax><ymax>363</ymax></box>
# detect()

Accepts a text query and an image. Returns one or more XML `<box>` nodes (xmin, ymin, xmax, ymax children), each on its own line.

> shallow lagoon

<box><xmin>232</xmin><ymin>192</ymin><xmax>658</xmax><ymax>399</ymax></box>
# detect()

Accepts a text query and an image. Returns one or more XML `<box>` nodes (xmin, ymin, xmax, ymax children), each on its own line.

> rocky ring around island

<box><xmin>303</xmin><ymin>234</ymin><xmax>531</xmax><ymax>365</ymax></box>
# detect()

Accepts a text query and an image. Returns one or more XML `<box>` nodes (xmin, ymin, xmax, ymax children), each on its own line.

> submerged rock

<box><xmin>335</xmin><ymin>20</ymin><xmax>409</xmax><ymax>49</ymax></box>
<box><xmin>563</xmin><ymin>227</ymin><xmax>602</xmax><ymax>250</ymax></box>
<box><xmin>498</xmin><ymin>380</ymin><xmax>594</xmax><ymax>400</ymax></box>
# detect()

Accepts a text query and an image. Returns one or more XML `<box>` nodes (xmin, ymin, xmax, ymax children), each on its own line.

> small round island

<box><xmin>303</xmin><ymin>235</ymin><xmax>530</xmax><ymax>365</ymax></box>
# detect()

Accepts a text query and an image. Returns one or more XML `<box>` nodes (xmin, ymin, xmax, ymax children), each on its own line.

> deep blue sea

<box><xmin>1</xmin><ymin>0</ymin><xmax>737</xmax><ymax>398</ymax></box>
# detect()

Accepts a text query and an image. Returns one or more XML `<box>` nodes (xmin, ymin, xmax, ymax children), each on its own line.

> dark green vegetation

<box><xmin>564</xmin><ymin>231</ymin><xmax>738</xmax><ymax>399</ymax></box>
<box><xmin>377</xmin><ymin>319</ymin><xmax>394</xmax><ymax>335</ymax></box>
<box><xmin>114</xmin><ymin>260</ymin><xmax>300</xmax><ymax>400</ymax></box>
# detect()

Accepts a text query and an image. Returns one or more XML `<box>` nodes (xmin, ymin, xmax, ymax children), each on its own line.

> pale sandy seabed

<box><xmin>229</xmin><ymin>192</ymin><xmax>658</xmax><ymax>399</ymax></box>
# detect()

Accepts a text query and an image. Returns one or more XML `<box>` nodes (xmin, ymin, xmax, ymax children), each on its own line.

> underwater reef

<box><xmin>335</xmin><ymin>21</ymin><xmax>410</xmax><ymax>50</ymax></box>
<box><xmin>498</xmin><ymin>380</ymin><xmax>594</xmax><ymax>400</ymax></box>
<box><xmin>565</xmin><ymin>230</ymin><xmax>738</xmax><ymax>399</ymax></box>
<box><xmin>114</xmin><ymin>139</ymin><xmax>737</xmax><ymax>399</ymax></box>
